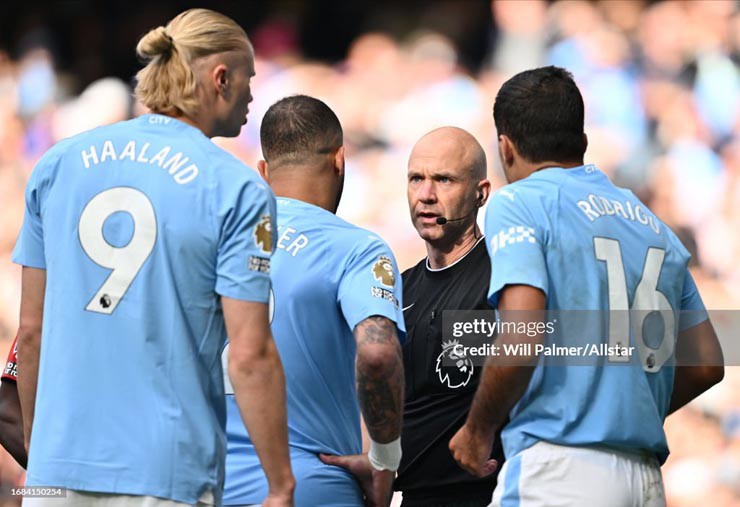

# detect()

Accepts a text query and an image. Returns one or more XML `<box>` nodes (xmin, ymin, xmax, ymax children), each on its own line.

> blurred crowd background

<box><xmin>0</xmin><ymin>1</ymin><xmax>738</xmax><ymax>505</ymax></box>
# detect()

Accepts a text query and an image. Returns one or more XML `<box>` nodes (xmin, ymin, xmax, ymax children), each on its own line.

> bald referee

<box><xmin>330</xmin><ymin>127</ymin><xmax>504</xmax><ymax>506</ymax></box>
<box><xmin>395</xmin><ymin>127</ymin><xmax>503</xmax><ymax>506</ymax></box>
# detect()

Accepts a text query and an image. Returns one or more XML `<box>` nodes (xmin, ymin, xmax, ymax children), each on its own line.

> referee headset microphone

<box><xmin>435</xmin><ymin>190</ymin><xmax>484</xmax><ymax>225</ymax></box>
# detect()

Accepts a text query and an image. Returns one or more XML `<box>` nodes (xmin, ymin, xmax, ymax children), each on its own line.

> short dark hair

<box><xmin>493</xmin><ymin>66</ymin><xmax>586</xmax><ymax>164</ymax></box>
<box><xmin>260</xmin><ymin>95</ymin><xmax>343</xmax><ymax>164</ymax></box>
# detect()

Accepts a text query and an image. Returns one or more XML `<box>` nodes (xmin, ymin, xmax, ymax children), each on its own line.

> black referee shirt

<box><xmin>395</xmin><ymin>237</ymin><xmax>504</xmax><ymax>505</ymax></box>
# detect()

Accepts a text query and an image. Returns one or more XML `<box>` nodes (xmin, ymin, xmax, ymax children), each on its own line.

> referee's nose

<box><xmin>417</xmin><ymin>179</ymin><xmax>437</xmax><ymax>204</ymax></box>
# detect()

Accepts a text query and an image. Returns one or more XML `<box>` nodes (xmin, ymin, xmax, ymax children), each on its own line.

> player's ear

<box><xmin>257</xmin><ymin>159</ymin><xmax>269</xmax><ymax>182</ymax></box>
<box><xmin>582</xmin><ymin>133</ymin><xmax>588</xmax><ymax>156</ymax></box>
<box><xmin>499</xmin><ymin>135</ymin><xmax>515</xmax><ymax>168</ymax></box>
<box><xmin>334</xmin><ymin>146</ymin><xmax>345</xmax><ymax>177</ymax></box>
<box><xmin>212</xmin><ymin>64</ymin><xmax>229</xmax><ymax>98</ymax></box>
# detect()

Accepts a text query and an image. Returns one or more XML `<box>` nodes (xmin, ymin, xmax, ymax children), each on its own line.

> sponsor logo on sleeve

<box><xmin>371</xmin><ymin>286</ymin><xmax>399</xmax><ymax>308</ymax></box>
<box><xmin>371</xmin><ymin>255</ymin><xmax>396</xmax><ymax>287</ymax></box>
<box><xmin>248</xmin><ymin>255</ymin><xmax>270</xmax><ymax>274</ymax></box>
<box><xmin>254</xmin><ymin>215</ymin><xmax>273</xmax><ymax>254</ymax></box>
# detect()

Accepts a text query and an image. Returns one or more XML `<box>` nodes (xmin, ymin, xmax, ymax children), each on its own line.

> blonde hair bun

<box><xmin>135</xmin><ymin>9</ymin><xmax>250</xmax><ymax>116</ymax></box>
<box><xmin>136</xmin><ymin>26</ymin><xmax>174</xmax><ymax>61</ymax></box>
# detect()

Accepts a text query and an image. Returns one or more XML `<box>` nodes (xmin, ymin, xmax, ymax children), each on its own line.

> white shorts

<box><xmin>22</xmin><ymin>489</ymin><xmax>215</xmax><ymax>507</ymax></box>
<box><xmin>490</xmin><ymin>441</ymin><xmax>666</xmax><ymax>507</ymax></box>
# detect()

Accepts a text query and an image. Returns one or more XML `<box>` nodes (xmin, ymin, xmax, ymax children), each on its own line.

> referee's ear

<box><xmin>477</xmin><ymin>179</ymin><xmax>492</xmax><ymax>207</ymax></box>
<box><xmin>257</xmin><ymin>159</ymin><xmax>270</xmax><ymax>183</ymax></box>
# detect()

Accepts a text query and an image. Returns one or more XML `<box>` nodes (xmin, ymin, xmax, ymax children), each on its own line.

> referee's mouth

<box><xmin>417</xmin><ymin>211</ymin><xmax>442</xmax><ymax>224</ymax></box>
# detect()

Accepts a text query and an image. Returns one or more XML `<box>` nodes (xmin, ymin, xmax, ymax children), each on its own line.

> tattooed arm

<box><xmin>354</xmin><ymin>315</ymin><xmax>404</xmax><ymax>443</ymax></box>
<box><xmin>319</xmin><ymin>316</ymin><xmax>403</xmax><ymax>506</ymax></box>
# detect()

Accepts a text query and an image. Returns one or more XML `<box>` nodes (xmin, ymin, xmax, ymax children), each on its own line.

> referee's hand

<box><xmin>320</xmin><ymin>453</ymin><xmax>393</xmax><ymax>507</ymax></box>
<box><xmin>449</xmin><ymin>424</ymin><xmax>498</xmax><ymax>478</ymax></box>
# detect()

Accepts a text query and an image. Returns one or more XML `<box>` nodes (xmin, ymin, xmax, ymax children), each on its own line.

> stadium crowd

<box><xmin>0</xmin><ymin>1</ymin><xmax>738</xmax><ymax>505</ymax></box>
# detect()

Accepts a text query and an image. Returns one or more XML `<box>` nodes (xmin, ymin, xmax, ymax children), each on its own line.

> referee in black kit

<box><xmin>396</xmin><ymin>126</ymin><xmax>503</xmax><ymax>506</ymax></box>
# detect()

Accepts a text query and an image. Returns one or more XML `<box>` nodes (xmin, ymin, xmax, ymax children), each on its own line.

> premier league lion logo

<box><xmin>436</xmin><ymin>339</ymin><xmax>474</xmax><ymax>389</ymax></box>
<box><xmin>254</xmin><ymin>215</ymin><xmax>272</xmax><ymax>254</ymax></box>
<box><xmin>372</xmin><ymin>255</ymin><xmax>395</xmax><ymax>287</ymax></box>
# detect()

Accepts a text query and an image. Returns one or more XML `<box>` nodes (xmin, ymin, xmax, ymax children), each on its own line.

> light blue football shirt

<box><xmin>484</xmin><ymin>164</ymin><xmax>707</xmax><ymax>464</ymax></box>
<box><xmin>12</xmin><ymin>114</ymin><xmax>276</xmax><ymax>504</ymax></box>
<box><xmin>223</xmin><ymin>198</ymin><xmax>405</xmax><ymax>506</ymax></box>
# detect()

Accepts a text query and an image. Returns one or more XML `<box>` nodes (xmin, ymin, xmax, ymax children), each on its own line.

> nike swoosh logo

<box><xmin>403</xmin><ymin>303</ymin><xmax>415</xmax><ymax>312</ymax></box>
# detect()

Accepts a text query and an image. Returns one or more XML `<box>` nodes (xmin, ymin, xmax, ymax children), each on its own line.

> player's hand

<box><xmin>262</xmin><ymin>489</ymin><xmax>294</xmax><ymax>507</ymax></box>
<box><xmin>320</xmin><ymin>453</ymin><xmax>394</xmax><ymax>507</ymax></box>
<box><xmin>449</xmin><ymin>424</ymin><xmax>498</xmax><ymax>478</ymax></box>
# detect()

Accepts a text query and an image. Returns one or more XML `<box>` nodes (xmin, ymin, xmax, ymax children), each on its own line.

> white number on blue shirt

<box><xmin>78</xmin><ymin>187</ymin><xmax>157</xmax><ymax>315</ymax></box>
<box><xmin>594</xmin><ymin>237</ymin><xmax>675</xmax><ymax>372</ymax></box>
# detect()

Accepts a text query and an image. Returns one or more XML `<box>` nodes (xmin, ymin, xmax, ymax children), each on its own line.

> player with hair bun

<box><xmin>13</xmin><ymin>9</ymin><xmax>293</xmax><ymax>507</ymax></box>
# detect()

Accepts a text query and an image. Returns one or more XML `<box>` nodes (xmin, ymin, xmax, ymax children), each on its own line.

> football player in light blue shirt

<box><xmin>223</xmin><ymin>95</ymin><xmax>406</xmax><ymax>507</ymax></box>
<box><xmin>13</xmin><ymin>9</ymin><xmax>294</xmax><ymax>507</ymax></box>
<box><xmin>450</xmin><ymin>66</ymin><xmax>724</xmax><ymax>507</ymax></box>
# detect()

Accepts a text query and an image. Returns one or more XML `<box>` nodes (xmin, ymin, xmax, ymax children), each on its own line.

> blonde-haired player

<box><xmin>14</xmin><ymin>9</ymin><xmax>293</xmax><ymax>507</ymax></box>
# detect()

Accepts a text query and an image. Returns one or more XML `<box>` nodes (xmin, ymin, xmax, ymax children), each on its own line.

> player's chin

<box><xmin>222</xmin><ymin>123</ymin><xmax>244</xmax><ymax>138</ymax></box>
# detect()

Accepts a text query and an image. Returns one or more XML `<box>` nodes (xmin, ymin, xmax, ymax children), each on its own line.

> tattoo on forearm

<box><xmin>357</xmin><ymin>316</ymin><xmax>396</xmax><ymax>345</ymax></box>
<box><xmin>355</xmin><ymin>316</ymin><xmax>404</xmax><ymax>442</ymax></box>
<box><xmin>357</xmin><ymin>358</ymin><xmax>403</xmax><ymax>440</ymax></box>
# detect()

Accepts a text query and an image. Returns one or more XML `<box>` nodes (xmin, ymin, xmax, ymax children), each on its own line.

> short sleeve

<box><xmin>678</xmin><ymin>271</ymin><xmax>708</xmax><ymax>331</ymax></box>
<box><xmin>215</xmin><ymin>179</ymin><xmax>276</xmax><ymax>303</ymax></box>
<box><xmin>337</xmin><ymin>237</ymin><xmax>406</xmax><ymax>344</ymax></box>
<box><xmin>484</xmin><ymin>187</ymin><xmax>549</xmax><ymax>308</ymax></box>
<box><xmin>2</xmin><ymin>336</ymin><xmax>18</xmax><ymax>382</ymax></box>
<box><xmin>12</xmin><ymin>162</ymin><xmax>49</xmax><ymax>269</ymax></box>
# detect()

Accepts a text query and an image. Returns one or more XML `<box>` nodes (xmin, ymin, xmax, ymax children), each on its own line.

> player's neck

<box><xmin>514</xmin><ymin>159</ymin><xmax>584</xmax><ymax>181</ymax></box>
<box><xmin>426</xmin><ymin>225</ymin><xmax>481</xmax><ymax>270</ymax></box>
<box><xmin>165</xmin><ymin>111</ymin><xmax>216</xmax><ymax>138</ymax></box>
<box><xmin>268</xmin><ymin>162</ymin><xmax>340</xmax><ymax>214</ymax></box>
<box><xmin>270</xmin><ymin>178</ymin><xmax>337</xmax><ymax>214</ymax></box>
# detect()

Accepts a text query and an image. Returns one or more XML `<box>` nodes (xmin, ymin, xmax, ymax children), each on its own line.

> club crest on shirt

<box><xmin>372</xmin><ymin>255</ymin><xmax>395</xmax><ymax>287</ymax></box>
<box><xmin>436</xmin><ymin>339</ymin><xmax>474</xmax><ymax>389</ymax></box>
<box><xmin>254</xmin><ymin>215</ymin><xmax>272</xmax><ymax>254</ymax></box>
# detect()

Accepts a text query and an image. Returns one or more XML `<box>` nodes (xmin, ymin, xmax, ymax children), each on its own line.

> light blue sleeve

<box><xmin>678</xmin><ymin>271</ymin><xmax>708</xmax><ymax>331</ymax></box>
<box><xmin>12</xmin><ymin>156</ymin><xmax>52</xmax><ymax>269</ymax></box>
<box><xmin>337</xmin><ymin>236</ymin><xmax>406</xmax><ymax>343</ymax></box>
<box><xmin>215</xmin><ymin>178</ymin><xmax>276</xmax><ymax>303</ymax></box>
<box><xmin>484</xmin><ymin>186</ymin><xmax>549</xmax><ymax>308</ymax></box>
